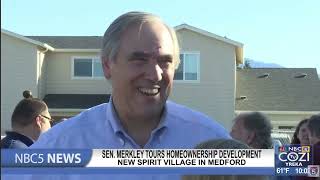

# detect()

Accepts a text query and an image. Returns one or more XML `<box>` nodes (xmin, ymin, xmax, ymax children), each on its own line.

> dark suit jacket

<box><xmin>1</xmin><ymin>131</ymin><xmax>34</xmax><ymax>149</ymax></box>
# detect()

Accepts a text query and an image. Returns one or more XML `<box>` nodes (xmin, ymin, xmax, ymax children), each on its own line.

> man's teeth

<box><xmin>139</xmin><ymin>88</ymin><xmax>159</xmax><ymax>95</ymax></box>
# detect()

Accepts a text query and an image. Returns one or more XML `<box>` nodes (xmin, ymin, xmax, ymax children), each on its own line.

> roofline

<box><xmin>54</xmin><ymin>49</ymin><xmax>100</xmax><ymax>52</ymax></box>
<box><xmin>1</xmin><ymin>29</ymin><xmax>55</xmax><ymax>51</ymax></box>
<box><xmin>174</xmin><ymin>24</ymin><xmax>244</xmax><ymax>64</ymax></box>
<box><xmin>235</xmin><ymin>110</ymin><xmax>320</xmax><ymax>115</ymax></box>
<box><xmin>3</xmin><ymin>26</ymin><xmax>244</xmax><ymax>63</ymax></box>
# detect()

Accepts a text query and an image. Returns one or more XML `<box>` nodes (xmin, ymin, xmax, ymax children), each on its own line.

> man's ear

<box><xmin>35</xmin><ymin>116</ymin><xmax>42</xmax><ymax>129</ymax></box>
<box><xmin>102</xmin><ymin>57</ymin><xmax>112</xmax><ymax>79</ymax></box>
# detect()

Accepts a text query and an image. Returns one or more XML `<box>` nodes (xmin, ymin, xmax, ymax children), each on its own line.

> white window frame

<box><xmin>71</xmin><ymin>56</ymin><xmax>104</xmax><ymax>80</ymax></box>
<box><xmin>174</xmin><ymin>51</ymin><xmax>200</xmax><ymax>83</ymax></box>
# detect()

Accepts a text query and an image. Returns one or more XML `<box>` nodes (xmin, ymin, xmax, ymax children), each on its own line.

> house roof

<box><xmin>1</xmin><ymin>29</ymin><xmax>54</xmax><ymax>51</ymax></box>
<box><xmin>26</xmin><ymin>36</ymin><xmax>103</xmax><ymax>50</ymax></box>
<box><xmin>24</xmin><ymin>24</ymin><xmax>243</xmax><ymax>62</ymax></box>
<box><xmin>236</xmin><ymin>68</ymin><xmax>320</xmax><ymax>111</ymax></box>
<box><xmin>175</xmin><ymin>24</ymin><xmax>244</xmax><ymax>64</ymax></box>
<box><xmin>43</xmin><ymin>94</ymin><xmax>110</xmax><ymax>109</ymax></box>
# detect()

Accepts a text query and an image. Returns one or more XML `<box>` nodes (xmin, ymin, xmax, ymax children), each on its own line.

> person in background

<box><xmin>291</xmin><ymin>119</ymin><xmax>309</xmax><ymax>145</ymax></box>
<box><xmin>295</xmin><ymin>114</ymin><xmax>320</xmax><ymax>180</ymax></box>
<box><xmin>306</xmin><ymin>114</ymin><xmax>320</xmax><ymax>167</ymax></box>
<box><xmin>274</xmin><ymin>119</ymin><xmax>310</xmax><ymax>180</ymax></box>
<box><xmin>307</xmin><ymin>114</ymin><xmax>320</xmax><ymax>167</ymax></box>
<box><xmin>230</xmin><ymin>112</ymin><xmax>272</xmax><ymax>149</ymax></box>
<box><xmin>1</xmin><ymin>90</ymin><xmax>53</xmax><ymax>148</ymax></box>
<box><xmin>306</xmin><ymin>114</ymin><xmax>320</xmax><ymax>147</ymax></box>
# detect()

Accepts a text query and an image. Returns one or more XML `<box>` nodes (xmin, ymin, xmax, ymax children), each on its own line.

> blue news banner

<box><xmin>1</xmin><ymin>149</ymin><xmax>273</xmax><ymax>175</ymax></box>
<box><xmin>1</xmin><ymin>147</ymin><xmax>318</xmax><ymax>176</ymax></box>
<box><xmin>1</xmin><ymin>149</ymin><xmax>92</xmax><ymax>167</ymax></box>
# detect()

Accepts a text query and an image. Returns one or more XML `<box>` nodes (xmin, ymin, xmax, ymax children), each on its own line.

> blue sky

<box><xmin>2</xmin><ymin>0</ymin><xmax>319</xmax><ymax>72</ymax></box>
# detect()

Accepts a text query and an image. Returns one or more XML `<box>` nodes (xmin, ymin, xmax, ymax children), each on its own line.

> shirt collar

<box><xmin>152</xmin><ymin>104</ymin><xmax>169</xmax><ymax>133</ymax></box>
<box><xmin>106</xmin><ymin>97</ymin><xmax>169</xmax><ymax>135</ymax></box>
<box><xmin>106</xmin><ymin>97</ymin><xmax>125</xmax><ymax>134</ymax></box>
<box><xmin>5</xmin><ymin>131</ymin><xmax>34</xmax><ymax>147</ymax></box>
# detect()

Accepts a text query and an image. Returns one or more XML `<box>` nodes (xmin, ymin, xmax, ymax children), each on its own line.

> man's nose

<box><xmin>145</xmin><ymin>62</ymin><xmax>163</xmax><ymax>82</ymax></box>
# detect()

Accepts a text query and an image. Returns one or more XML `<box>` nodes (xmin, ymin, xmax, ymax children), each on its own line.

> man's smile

<box><xmin>138</xmin><ymin>87</ymin><xmax>160</xmax><ymax>96</ymax></box>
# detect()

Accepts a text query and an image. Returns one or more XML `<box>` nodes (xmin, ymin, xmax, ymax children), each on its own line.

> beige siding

<box><xmin>37</xmin><ymin>51</ymin><xmax>47</xmax><ymax>99</ymax></box>
<box><xmin>1</xmin><ymin>33</ymin><xmax>39</xmax><ymax>134</ymax></box>
<box><xmin>170</xmin><ymin>29</ymin><xmax>237</xmax><ymax>129</ymax></box>
<box><xmin>45</xmin><ymin>52</ymin><xmax>111</xmax><ymax>94</ymax></box>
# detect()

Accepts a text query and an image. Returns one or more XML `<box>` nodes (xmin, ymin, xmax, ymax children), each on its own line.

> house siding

<box><xmin>1</xmin><ymin>33</ymin><xmax>39</xmax><ymax>133</ymax></box>
<box><xmin>37</xmin><ymin>50</ymin><xmax>47</xmax><ymax>99</ymax></box>
<box><xmin>170</xmin><ymin>29</ymin><xmax>236</xmax><ymax>129</ymax></box>
<box><xmin>45</xmin><ymin>52</ymin><xmax>112</xmax><ymax>94</ymax></box>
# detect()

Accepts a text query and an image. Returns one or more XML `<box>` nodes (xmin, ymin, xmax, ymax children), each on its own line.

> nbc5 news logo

<box><xmin>278</xmin><ymin>146</ymin><xmax>311</xmax><ymax>166</ymax></box>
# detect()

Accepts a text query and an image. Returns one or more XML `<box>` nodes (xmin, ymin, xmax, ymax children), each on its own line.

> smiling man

<box><xmin>32</xmin><ymin>12</ymin><xmax>229</xmax><ymax>151</ymax></box>
<box><xmin>26</xmin><ymin>17</ymin><xmax>230</xmax><ymax>180</ymax></box>
<box><xmin>102</xmin><ymin>18</ymin><xmax>178</xmax><ymax>147</ymax></box>
<box><xmin>25</xmin><ymin>11</ymin><xmax>231</xmax><ymax>180</ymax></box>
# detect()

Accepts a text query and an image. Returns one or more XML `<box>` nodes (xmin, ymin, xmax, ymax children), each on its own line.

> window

<box><xmin>73</xmin><ymin>57</ymin><xmax>104</xmax><ymax>78</ymax></box>
<box><xmin>174</xmin><ymin>52</ymin><xmax>200</xmax><ymax>81</ymax></box>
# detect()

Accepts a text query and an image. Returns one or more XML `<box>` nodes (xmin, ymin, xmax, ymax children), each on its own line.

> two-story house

<box><xmin>2</xmin><ymin>24</ymin><xmax>319</xmax><ymax>135</ymax></box>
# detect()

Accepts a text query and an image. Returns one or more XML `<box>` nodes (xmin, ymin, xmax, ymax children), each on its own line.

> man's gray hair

<box><xmin>101</xmin><ymin>11</ymin><xmax>180</xmax><ymax>69</ymax></box>
<box><xmin>242</xmin><ymin>112</ymin><xmax>272</xmax><ymax>149</ymax></box>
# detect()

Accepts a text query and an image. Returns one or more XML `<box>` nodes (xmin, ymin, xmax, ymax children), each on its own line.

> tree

<box><xmin>243</xmin><ymin>60</ymin><xmax>252</xmax><ymax>69</ymax></box>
